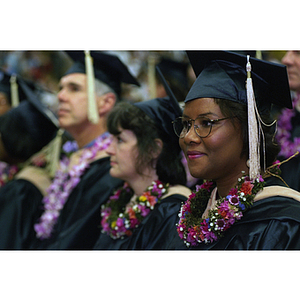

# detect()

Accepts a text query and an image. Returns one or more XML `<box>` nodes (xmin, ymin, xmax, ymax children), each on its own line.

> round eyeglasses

<box><xmin>172</xmin><ymin>116</ymin><xmax>236</xmax><ymax>138</ymax></box>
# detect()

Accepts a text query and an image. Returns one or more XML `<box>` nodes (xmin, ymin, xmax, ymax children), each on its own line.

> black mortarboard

<box><xmin>64</xmin><ymin>51</ymin><xmax>140</xmax><ymax>97</ymax></box>
<box><xmin>185</xmin><ymin>50</ymin><xmax>292</xmax><ymax>114</ymax></box>
<box><xmin>134</xmin><ymin>69</ymin><xmax>182</xmax><ymax>153</ymax></box>
<box><xmin>0</xmin><ymin>71</ymin><xmax>11</xmax><ymax>100</ymax></box>
<box><xmin>156</xmin><ymin>57</ymin><xmax>189</xmax><ymax>90</ymax></box>
<box><xmin>0</xmin><ymin>77</ymin><xmax>59</xmax><ymax>161</ymax></box>
<box><xmin>0</xmin><ymin>69</ymin><xmax>36</xmax><ymax>106</ymax></box>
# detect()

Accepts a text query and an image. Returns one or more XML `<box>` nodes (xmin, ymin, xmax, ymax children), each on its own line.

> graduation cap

<box><xmin>64</xmin><ymin>51</ymin><xmax>140</xmax><ymax>124</ymax></box>
<box><xmin>156</xmin><ymin>57</ymin><xmax>189</xmax><ymax>91</ymax></box>
<box><xmin>0</xmin><ymin>77</ymin><xmax>59</xmax><ymax>161</ymax></box>
<box><xmin>185</xmin><ymin>50</ymin><xmax>292</xmax><ymax>180</ymax></box>
<box><xmin>134</xmin><ymin>68</ymin><xmax>183</xmax><ymax>153</ymax></box>
<box><xmin>185</xmin><ymin>50</ymin><xmax>292</xmax><ymax>113</ymax></box>
<box><xmin>0</xmin><ymin>69</ymin><xmax>37</xmax><ymax>107</ymax></box>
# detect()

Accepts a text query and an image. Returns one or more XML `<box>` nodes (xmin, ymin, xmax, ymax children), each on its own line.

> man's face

<box><xmin>57</xmin><ymin>73</ymin><xmax>90</xmax><ymax>132</ymax></box>
<box><xmin>282</xmin><ymin>51</ymin><xmax>300</xmax><ymax>93</ymax></box>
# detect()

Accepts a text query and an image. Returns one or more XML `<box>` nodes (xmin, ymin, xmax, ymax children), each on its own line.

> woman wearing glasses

<box><xmin>170</xmin><ymin>51</ymin><xmax>300</xmax><ymax>250</ymax></box>
<box><xmin>93</xmin><ymin>97</ymin><xmax>191</xmax><ymax>250</ymax></box>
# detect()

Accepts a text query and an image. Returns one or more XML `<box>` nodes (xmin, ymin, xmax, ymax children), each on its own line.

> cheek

<box><xmin>179</xmin><ymin>138</ymin><xmax>185</xmax><ymax>151</ymax></box>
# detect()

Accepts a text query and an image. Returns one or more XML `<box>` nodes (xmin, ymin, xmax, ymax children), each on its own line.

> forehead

<box><xmin>59</xmin><ymin>73</ymin><xmax>87</xmax><ymax>87</ymax></box>
<box><xmin>183</xmin><ymin>97</ymin><xmax>222</xmax><ymax>118</ymax></box>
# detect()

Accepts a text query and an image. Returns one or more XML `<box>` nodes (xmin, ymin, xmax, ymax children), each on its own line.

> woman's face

<box><xmin>179</xmin><ymin>98</ymin><xmax>247</xmax><ymax>181</ymax></box>
<box><xmin>106</xmin><ymin>128</ymin><xmax>140</xmax><ymax>182</ymax></box>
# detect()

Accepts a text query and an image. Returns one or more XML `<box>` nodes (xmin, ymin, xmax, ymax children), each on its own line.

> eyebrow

<box><xmin>58</xmin><ymin>81</ymin><xmax>81</xmax><ymax>91</ymax></box>
<box><xmin>182</xmin><ymin>112</ymin><xmax>218</xmax><ymax>119</ymax></box>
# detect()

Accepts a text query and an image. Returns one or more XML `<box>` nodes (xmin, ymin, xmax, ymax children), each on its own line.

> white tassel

<box><xmin>85</xmin><ymin>50</ymin><xmax>99</xmax><ymax>124</ymax></box>
<box><xmin>10</xmin><ymin>74</ymin><xmax>19</xmax><ymax>107</ymax></box>
<box><xmin>47</xmin><ymin>129</ymin><xmax>64</xmax><ymax>177</ymax></box>
<box><xmin>246</xmin><ymin>55</ymin><xmax>261</xmax><ymax>180</ymax></box>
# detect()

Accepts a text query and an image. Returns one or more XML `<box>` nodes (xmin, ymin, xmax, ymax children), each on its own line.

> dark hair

<box><xmin>215</xmin><ymin>98</ymin><xmax>279</xmax><ymax>171</ymax></box>
<box><xmin>107</xmin><ymin>101</ymin><xmax>186</xmax><ymax>185</ymax></box>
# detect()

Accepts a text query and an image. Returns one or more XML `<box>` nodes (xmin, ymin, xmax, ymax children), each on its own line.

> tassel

<box><xmin>148</xmin><ymin>54</ymin><xmax>157</xmax><ymax>99</ymax></box>
<box><xmin>84</xmin><ymin>50</ymin><xmax>99</xmax><ymax>124</ymax></box>
<box><xmin>10</xmin><ymin>74</ymin><xmax>19</xmax><ymax>107</ymax></box>
<box><xmin>246</xmin><ymin>55</ymin><xmax>261</xmax><ymax>180</ymax></box>
<box><xmin>47</xmin><ymin>129</ymin><xmax>64</xmax><ymax>177</ymax></box>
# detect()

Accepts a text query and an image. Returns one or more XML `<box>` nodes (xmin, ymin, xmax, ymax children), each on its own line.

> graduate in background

<box><xmin>94</xmin><ymin>70</ymin><xmax>191</xmax><ymax>249</ymax></box>
<box><xmin>28</xmin><ymin>51</ymin><xmax>140</xmax><ymax>250</ymax></box>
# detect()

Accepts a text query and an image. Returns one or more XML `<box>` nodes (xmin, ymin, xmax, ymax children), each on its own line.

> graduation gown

<box><xmin>278</xmin><ymin>156</ymin><xmax>300</xmax><ymax>192</ymax></box>
<box><xmin>167</xmin><ymin>177</ymin><xmax>300</xmax><ymax>250</ymax></box>
<box><xmin>0</xmin><ymin>179</ymin><xmax>45</xmax><ymax>249</ymax></box>
<box><xmin>93</xmin><ymin>186</ymin><xmax>191</xmax><ymax>250</ymax></box>
<box><xmin>29</xmin><ymin>156</ymin><xmax>123</xmax><ymax>250</ymax></box>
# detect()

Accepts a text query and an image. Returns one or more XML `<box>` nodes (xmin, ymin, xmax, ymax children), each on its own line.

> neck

<box><xmin>68</xmin><ymin>121</ymin><xmax>107</xmax><ymax>149</ymax></box>
<box><xmin>216</xmin><ymin>168</ymin><xmax>248</xmax><ymax>199</ymax></box>
<box><xmin>128</xmin><ymin>169</ymin><xmax>159</xmax><ymax>196</ymax></box>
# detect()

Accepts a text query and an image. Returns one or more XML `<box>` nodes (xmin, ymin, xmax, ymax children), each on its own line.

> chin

<box><xmin>109</xmin><ymin>169</ymin><xmax>122</xmax><ymax>180</ymax></box>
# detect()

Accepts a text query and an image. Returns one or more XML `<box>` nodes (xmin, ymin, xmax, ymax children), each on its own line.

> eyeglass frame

<box><xmin>172</xmin><ymin>115</ymin><xmax>237</xmax><ymax>139</ymax></box>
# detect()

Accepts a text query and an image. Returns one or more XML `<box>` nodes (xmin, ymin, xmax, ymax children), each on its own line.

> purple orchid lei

<box><xmin>101</xmin><ymin>180</ymin><xmax>169</xmax><ymax>239</ymax></box>
<box><xmin>177</xmin><ymin>173</ymin><xmax>265</xmax><ymax>247</ymax></box>
<box><xmin>34</xmin><ymin>132</ymin><xmax>112</xmax><ymax>239</ymax></box>
<box><xmin>277</xmin><ymin>93</ymin><xmax>300</xmax><ymax>158</ymax></box>
<box><xmin>0</xmin><ymin>162</ymin><xmax>19</xmax><ymax>187</ymax></box>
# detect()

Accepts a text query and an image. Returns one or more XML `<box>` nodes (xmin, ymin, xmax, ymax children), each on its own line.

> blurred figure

<box><xmin>275</xmin><ymin>51</ymin><xmax>300</xmax><ymax>190</ymax></box>
<box><xmin>0</xmin><ymin>76</ymin><xmax>59</xmax><ymax>249</ymax></box>
<box><xmin>155</xmin><ymin>57</ymin><xmax>190</xmax><ymax>103</ymax></box>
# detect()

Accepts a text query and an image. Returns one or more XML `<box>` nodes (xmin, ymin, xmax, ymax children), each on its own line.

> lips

<box><xmin>186</xmin><ymin>151</ymin><xmax>205</xmax><ymax>160</ymax></box>
<box><xmin>58</xmin><ymin>108</ymin><xmax>70</xmax><ymax>116</ymax></box>
<box><xmin>110</xmin><ymin>160</ymin><xmax>117</xmax><ymax>166</ymax></box>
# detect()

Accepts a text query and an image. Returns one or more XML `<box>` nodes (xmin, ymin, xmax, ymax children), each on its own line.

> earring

<box><xmin>246</xmin><ymin>159</ymin><xmax>250</xmax><ymax>168</ymax></box>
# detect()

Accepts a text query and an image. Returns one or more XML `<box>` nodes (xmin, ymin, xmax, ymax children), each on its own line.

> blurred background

<box><xmin>0</xmin><ymin>50</ymin><xmax>289</xmax><ymax>113</ymax></box>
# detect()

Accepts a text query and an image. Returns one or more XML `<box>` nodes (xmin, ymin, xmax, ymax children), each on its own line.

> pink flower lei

<box><xmin>177</xmin><ymin>173</ymin><xmax>265</xmax><ymax>247</ymax></box>
<box><xmin>34</xmin><ymin>132</ymin><xmax>112</xmax><ymax>240</ymax></box>
<box><xmin>101</xmin><ymin>180</ymin><xmax>169</xmax><ymax>239</ymax></box>
<box><xmin>277</xmin><ymin>93</ymin><xmax>300</xmax><ymax>158</ymax></box>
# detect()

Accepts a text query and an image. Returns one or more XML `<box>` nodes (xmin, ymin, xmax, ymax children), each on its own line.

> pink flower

<box><xmin>198</xmin><ymin>181</ymin><xmax>214</xmax><ymax>191</ymax></box>
<box><xmin>227</xmin><ymin>195</ymin><xmax>239</xmax><ymax>206</ymax></box>
<box><xmin>216</xmin><ymin>219</ymin><xmax>225</xmax><ymax>230</ymax></box>
<box><xmin>116</xmin><ymin>218</ymin><xmax>124</xmax><ymax>227</ymax></box>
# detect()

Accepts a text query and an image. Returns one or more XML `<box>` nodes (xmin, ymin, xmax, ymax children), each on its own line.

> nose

<box><xmin>57</xmin><ymin>88</ymin><xmax>67</xmax><ymax>103</ymax></box>
<box><xmin>106</xmin><ymin>138</ymin><xmax>116</xmax><ymax>156</ymax></box>
<box><xmin>282</xmin><ymin>51</ymin><xmax>294</xmax><ymax>66</ymax></box>
<box><xmin>182</xmin><ymin>124</ymin><xmax>201</xmax><ymax>145</ymax></box>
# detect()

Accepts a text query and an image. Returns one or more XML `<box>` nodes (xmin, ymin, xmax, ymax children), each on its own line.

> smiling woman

<box><xmin>169</xmin><ymin>50</ymin><xmax>300</xmax><ymax>250</ymax></box>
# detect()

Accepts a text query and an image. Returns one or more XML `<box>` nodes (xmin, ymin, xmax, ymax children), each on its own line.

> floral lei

<box><xmin>0</xmin><ymin>162</ymin><xmax>19</xmax><ymax>187</ymax></box>
<box><xmin>34</xmin><ymin>132</ymin><xmax>112</xmax><ymax>240</ymax></box>
<box><xmin>177</xmin><ymin>173</ymin><xmax>265</xmax><ymax>247</ymax></box>
<box><xmin>101</xmin><ymin>180</ymin><xmax>169</xmax><ymax>239</ymax></box>
<box><xmin>277</xmin><ymin>93</ymin><xmax>300</xmax><ymax>158</ymax></box>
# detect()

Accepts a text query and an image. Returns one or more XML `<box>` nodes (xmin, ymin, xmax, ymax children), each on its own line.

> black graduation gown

<box><xmin>0</xmin><ymin>179</ymin><xmax>44</xmax><ymax>250</ymax></box>
<box><xmin>93</xmin><ymin>193</ymin><xmax>187</xmax><ymax>250</ymax></box>
<box><xmin>278</xmin><ymin>156</ymin><xmax>300</xmax><ymax>191</ymax></box>
<box><xmin>167</xmin><ymin>177</ymin><xmax>300</xmax><ymax>250</ymax></box>
<box><xmin>29</xmin><ymin>157</ymin><xmax>123</xmax><ymax>250</ymax></box>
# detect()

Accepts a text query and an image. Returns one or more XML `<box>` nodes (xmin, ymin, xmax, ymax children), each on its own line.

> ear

<box><xmin>152</xmin><ymin>138</ymin><xmax>163</xmax><ymax>159</ymax></box>
<box><xmin>97</xmin><ymin>92</ymin><xmax>117</xmax><ymax>116</ymax></box>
